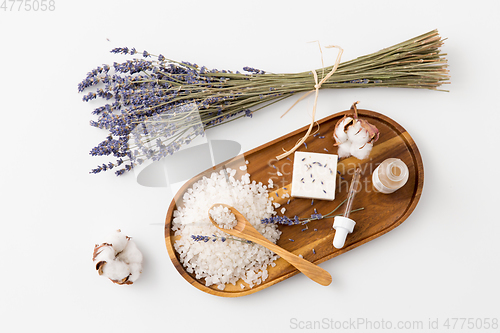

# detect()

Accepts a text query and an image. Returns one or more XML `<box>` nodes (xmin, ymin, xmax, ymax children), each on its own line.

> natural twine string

<box><xmin>276</xmin><ymin>45</ymin><xmax>343</xmax><ymax>160</ymax></box>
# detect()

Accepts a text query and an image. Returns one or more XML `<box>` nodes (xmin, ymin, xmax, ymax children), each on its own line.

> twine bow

<box><xmin>276</xmin><ymin>45</ymin><xmax>343</xmax><ymax>160</ymax></box>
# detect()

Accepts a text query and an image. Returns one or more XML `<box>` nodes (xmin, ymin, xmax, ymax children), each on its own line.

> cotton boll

<box><xmin>102</xmin><ymin>260</ymin><xmax>131</xmax><ymax>282</ymax></box>
<box><xmin>333</xmin><ymin>116</ymin><xmax>352</xmax><ymax>143</ymax></box>
<box><xmin>105</xmin><ymin>230</ymin><xmax>129</xmax><ymax>253</ymax></box>
<box><xmin>128</xmin><ymin>263</ymin><xmax>143</xmax><ymax>282</ymax></box>
<box><xmin>349</xmin><ymin>127</ymin><xmax>369</xmax><ymax>145</ymax></box>
<box><xmin>346</xmin><ymin>121</ymin><xmax>362</xmax><ymax>138</ymax></box>
<box><xmin>350</xmin><ymin>142</ymin><xmax>373</xmax><ymax>160</ymax></box>
<box><xmin>118</xmin><ymin>240</ymin><xmax>143</xmax><ymax>264</ymax></box>
<box><xmin>333</xmin><ymin>103</ymin><xmax>379</xmax><ymax>160</ymax></box>
<box><xmin>337</xmin><ymin>142</ymin><xmax>352</xmax><ymax>158</ymax></box>
<box><xmin>93</xmin><ymin>245</ymin><xmax>115</xmax><ymax>263</ymax></box>
<box><xmin>334</xmin><ymin>118</ymin><xmax>377</xmax><ymax>160</ymax></box>
<box><xmin>93</xmin><ymin>231</ymin><xmax>143</xmax><ymax>285</ymax></box>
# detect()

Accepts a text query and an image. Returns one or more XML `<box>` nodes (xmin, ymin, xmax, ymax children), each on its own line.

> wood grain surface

<box><xmin>164</xmin><ymin>109</ymin><xmax>424</xmax><ymax>297</ymax></box>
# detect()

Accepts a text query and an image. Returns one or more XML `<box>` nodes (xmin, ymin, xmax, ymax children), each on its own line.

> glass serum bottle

<box><xmin>372</xmin><ymin>158</ymin><xmax>409</xmax><ymax>194</ymax></box>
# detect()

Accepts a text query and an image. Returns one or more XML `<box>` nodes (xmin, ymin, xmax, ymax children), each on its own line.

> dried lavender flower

<box><xmin>261</xmin><ymin>197</ymin><xmax>364</xmax><ymax>226</ymax></box>
<box><xmin>80</xmin><ymin>30</ymin><xmax>448</xmax><ymax>175</ymax></box>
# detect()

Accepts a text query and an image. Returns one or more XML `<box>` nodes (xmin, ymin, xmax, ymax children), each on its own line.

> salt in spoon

<box><xmin>208</xmin><ymin>203</ymin><xmax>332</xmax><ymax>286</ymax></box>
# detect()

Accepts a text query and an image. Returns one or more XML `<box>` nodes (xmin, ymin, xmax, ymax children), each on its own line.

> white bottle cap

<box><xmin>333</xmin><ymin>216</ymin><xmax>356</xmax><ymax>249</ymax></box>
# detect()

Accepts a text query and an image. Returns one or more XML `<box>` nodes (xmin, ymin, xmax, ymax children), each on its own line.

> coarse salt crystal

<box><xmin>209</xmin><ymin>205</ymin><xmax>237</xmax><ymax>229</ymax></box>
<box><xmin>281</xmin><ymin>207</ymin><xmax>286</xmax><ymax>214</ymax></box>
<box><xmin>172</xmin><ymin>168</ymin><xmax>281</xmax><ymax>290</ymax></box>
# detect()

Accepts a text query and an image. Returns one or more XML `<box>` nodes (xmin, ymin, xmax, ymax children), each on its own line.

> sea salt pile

<box><xmin>209</xmin><ymin>205</ymin><xmax>237</xmax><ymax>230</ymax></box>
<box><xmin>172</xmin><ymin>168</ymin><xmax>281</xmax><ymax>290</ymax></box>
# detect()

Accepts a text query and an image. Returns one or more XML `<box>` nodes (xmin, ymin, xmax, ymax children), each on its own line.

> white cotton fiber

<box><xmin>127</xmin><ymin>262</ymin><xmax>143</xmax><ymax>282</ymax></box>
<box><xmin>334</xmin><ymin>117</ymin><xmax>352</xmax><ymax>143</ymax></box>
<box><xmin>335</xmin><ymin>117</ymin><xmax>374</xmax><ymax>160</ymax></box>
<box><xmin>350</xmin><ymin>142</ymin><xmax>373</xmax><ymax>160</ymax></box>
<box><xmin>93</xmin><ymin>246</ymin><xmax>115</xmax><ymax>265</ymax></box>
<box><xmin>105</xmin><ymin>230</ymin><xmax>129</xmax><ymax>253</ymax></box>
<box><xmin>346</xmin><ymin>121</ymin><xmax>361</xmax><ymax>138</ymax></box>
<box><xmin>349</xmin><ymin>128</ymin><xmax>369</xmax><ymax>145</ymax></box>
<box><xmin>102</xmin><ymin>260</ymin><xmax>131</xmax><ymax>281</ymax></box>
<box><xmin>93</xmin><ymin>230</ymin><xmax>143</xmax><ymax>285</ymax></box>
<box><xmin>337</xmin><ymin>142</ymin><xmax>352</xmax><ymax>158</ymax></box>
<box><xmin>118</xmin><ymin>240</ymin><xmax>143</xmax><ymax>265</ymax></box>
<box><xmin>172</xmin><ymin>168</ymin><xmax>281</xmax><ymax>289</ymax></box>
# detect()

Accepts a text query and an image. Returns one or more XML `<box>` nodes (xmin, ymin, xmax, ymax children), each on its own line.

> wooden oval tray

<box><xmin>165</xmin><ymin>109</ymin><xmax>424</xmax><ymax>297</ymax></box>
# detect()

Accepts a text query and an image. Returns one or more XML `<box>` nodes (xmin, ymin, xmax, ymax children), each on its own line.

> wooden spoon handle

<box><xmin>209</xmin><ymin>203</ymin><xmax>332</xmax><ymax>286</ymax></box>
<box><xmin>243</xmin><ymin>232</ymin><xmax>332</xmax><ymax>286</ymax></box>
<box><xmin>274</xmin><ymin>245</ymin><xmax>332</xmax><ymax>286</ymax></box>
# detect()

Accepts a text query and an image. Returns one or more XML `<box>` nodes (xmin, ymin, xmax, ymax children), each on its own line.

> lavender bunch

<box><xmin>79</xmin><ymin>30</ymin><xmax>449</xmax><ymax>176</ymax></box>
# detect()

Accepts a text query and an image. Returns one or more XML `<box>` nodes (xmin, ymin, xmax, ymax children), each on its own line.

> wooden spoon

<box><xmin>208</xmin><ymin>203</ymin><xmax>332</xmax><ymax>286</ymax></box>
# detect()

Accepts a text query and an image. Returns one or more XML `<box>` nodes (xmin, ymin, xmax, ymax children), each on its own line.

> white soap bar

<box><xmin>291</xmin><ymin>151</ymin><xmax>338</xmax><ymax>201</ymax></box>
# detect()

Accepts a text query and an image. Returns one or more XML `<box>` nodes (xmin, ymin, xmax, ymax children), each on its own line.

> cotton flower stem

<box><xmin>351</xmin><ymin>101</ymin><xmax>360</xmax><ymax>119</ymax></box>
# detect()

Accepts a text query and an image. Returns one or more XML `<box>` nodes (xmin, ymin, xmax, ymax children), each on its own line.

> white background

<box><xmin>1</xmin><ymin>1</ymin><xmax>499</xmax><ymax>332</ymax></box>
